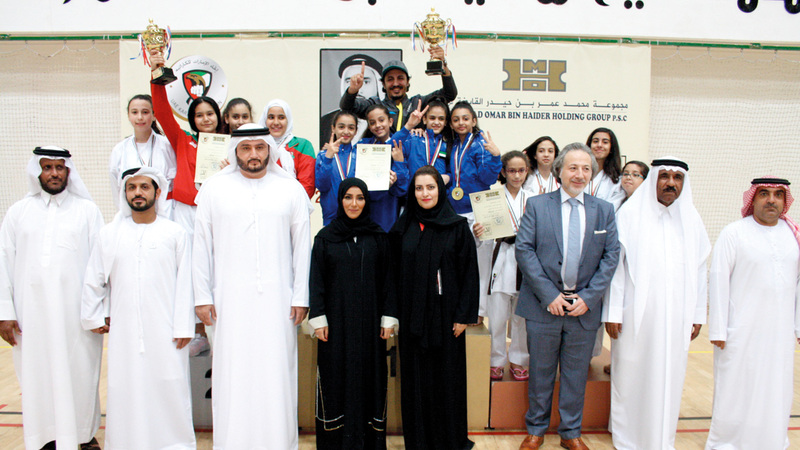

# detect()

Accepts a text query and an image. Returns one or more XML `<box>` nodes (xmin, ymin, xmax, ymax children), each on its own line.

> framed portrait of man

<box><xmin>319</xmin><ymin>49</ymin><xmax>402</xmax><ymax>149</ymax></box>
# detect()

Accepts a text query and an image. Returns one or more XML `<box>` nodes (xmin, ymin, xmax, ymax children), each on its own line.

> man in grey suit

<box><xmin>515</xmin><ymin>143</ymin><xmax>620</xmax><ymax>450</ymax></box>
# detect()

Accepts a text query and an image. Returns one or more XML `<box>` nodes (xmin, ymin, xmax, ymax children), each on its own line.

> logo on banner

<box><xmin>502</xmin><ymin>59</ymin><xmax>566</xmax><ymax>92</ymax></box>
<box><xmin>165</xmin><ymin>55</ymin><xmax>228</xmax><ymax>120</ymax></box>
<box><xmin>183</xmin><ymin>70</ymin><xmax>213</xmax><ymax>99</ymax></box>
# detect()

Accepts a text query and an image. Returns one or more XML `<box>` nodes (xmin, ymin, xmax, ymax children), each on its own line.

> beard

<box><xmin>127</xmin><ymin>195</ymin><xmax>156</xmax><ymax>212</ymax></box>
<box><xmin>237</xmin><ymin>154</ymin><xmax>269</xmax><ymax>174</ymax></box>
<box><xmin>39</xmin><ymin>174</ymin><xmax>68</xmax><ymax>195</ymax></box>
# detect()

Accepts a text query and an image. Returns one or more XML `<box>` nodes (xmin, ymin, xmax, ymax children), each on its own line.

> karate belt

<box><xmin>489</xmin><ymin>236</ymin><xmax>523</xmax><ymax>294</ymax></box>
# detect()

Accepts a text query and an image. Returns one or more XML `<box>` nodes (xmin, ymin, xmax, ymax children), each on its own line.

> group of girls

<box><xmin>315</xmin><ymin>105</ymin><xmax>409</xmax><ymax>231</ymax></box>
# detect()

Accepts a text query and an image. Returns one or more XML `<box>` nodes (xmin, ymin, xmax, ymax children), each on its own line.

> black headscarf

<box><xmin>317</xmin><ymin>178</ymin><xmax>385</xmax><ymax>243</ymax></box>
<box><xmin>392</xmin><ymin>167</ymin><xmax>465</xmax><ymax>232</ymax></box>
<box><xmin>391</xmin><ymin>167</ymin><xmax>467</xmax><ymax>346</ymax></box>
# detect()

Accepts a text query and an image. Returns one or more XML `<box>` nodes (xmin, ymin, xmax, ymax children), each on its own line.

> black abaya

<box><xmin>310</xmin><ymin>217</ymin><xmax>392</xmax><ymax>449</ymax></box>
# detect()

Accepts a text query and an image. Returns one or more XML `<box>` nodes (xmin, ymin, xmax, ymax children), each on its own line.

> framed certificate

<box><xmin>355</xmin><ymin>143</ymin><xmax>392</xmax><ymax>191</ymax></box>
<box><xmin>194</xmin><ymin>132</ymin><xmax>230</xmax><ymax>183</ymax></box>
<box><xmin>469</xmin><ymin>189</ymin><xmax>515</xmax><ymax>241</ymax></box>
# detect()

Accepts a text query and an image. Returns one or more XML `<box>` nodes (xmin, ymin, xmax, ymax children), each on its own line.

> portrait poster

<box><xmin>319</xmin><ymin>49</ymin><xmax>402</xmax><ymax>150</ymax></box>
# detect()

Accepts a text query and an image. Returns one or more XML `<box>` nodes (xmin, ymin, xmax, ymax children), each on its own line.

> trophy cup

<box><xmin>141</xmin><ymin>19</ymin><xmax>177</xmax><ymax>85</ymax></box>
<box><xmin>414</xmin><ymin>9</ymin><xmax>455</xmax><ymax>76</ymax></box>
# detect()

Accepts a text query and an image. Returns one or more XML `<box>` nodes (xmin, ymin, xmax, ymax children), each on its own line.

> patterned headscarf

<box><xmin>741</xmin><ymin>177</ymin><xmax>800</xmax><ymax>248</ymax></box>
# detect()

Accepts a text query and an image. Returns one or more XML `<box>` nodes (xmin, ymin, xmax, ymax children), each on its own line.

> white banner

<box><xmin>5</xmin><ymin>0</ymin><xmax>800</xmax><ymax>44</ymax></box>
<box><xmin>119</xmin><ymin>38</ymin><xmax>650</xmax><ymax>169</ymax></box>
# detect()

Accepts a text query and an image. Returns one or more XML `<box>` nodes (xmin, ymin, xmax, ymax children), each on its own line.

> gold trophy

<box><xmin>414</xmin><ymin>8</ymin><xmax>455</xmax><ymax>76</ymax></box>
<box><xmin>141</xmin><ymin>19</ymin><xmax>177</xmax><ymax>85</ymax></box>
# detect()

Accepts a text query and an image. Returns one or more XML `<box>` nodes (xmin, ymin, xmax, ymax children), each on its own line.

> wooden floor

<box><xmin>1</xmin><ymin>328</ymin><xmax>799</xmax><ymax>449</ymax></box>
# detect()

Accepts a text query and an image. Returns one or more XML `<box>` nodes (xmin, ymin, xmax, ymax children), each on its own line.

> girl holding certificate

<box><xmin>389</xmin><ymin>166</ymin><xmax>478</xmax><ymax>450</ymax></box>
<box><xmin>355</xmin><ymin>104</ymin><xmax>409</xmax><ymax>231</ymax></box>
<box><xmin>473</xmin><ymin>151</ymin><xmax>533</xmax><ymax>381</ymax></box>
<box><xmin>309</xmin><ymin>178</ymin><xmax>395</xmax><ymax>450</ymax></box>
<box><xmin>447</xmin><ymin>101</ymin><xmax>502</xmax><ymax>214</ymax></box>
<box><xmin>148</xmin><ymin>49</ymin><xmax>222</xmax><ymax>356</ymax></box>
<box><xmin>148</xmin><ymin>50</ymin><xmax>223</xmax><ymax>230</ymax></box>
<box><xmin>522</xmin><ymin>136</ymin><xmax>560</xmax><ymax>195</ymax></box>
<box><xmin>317</xmin><ymin>109</ymin><xmax>408</xmax><ymax>228</ymax></box>
<box><xmin>109</xmin><ymin>94</ymin><xmax>176</xmax><ymax>217</ymax></box>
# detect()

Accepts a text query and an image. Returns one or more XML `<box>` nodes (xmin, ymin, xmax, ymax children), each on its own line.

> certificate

<box><xmin>194</xmin><ymin>132</ymin><xmax>230</xmax><ymax>183</ymax></box>
<box><xmin>469</xmin><ymin>189</ymin><xmax>515</xmax><ymax>241</ymax></box>
<box><xmin>355</xmin><ymin>144</ymin><xmax>392</xmax><ymax>191</ymax></box>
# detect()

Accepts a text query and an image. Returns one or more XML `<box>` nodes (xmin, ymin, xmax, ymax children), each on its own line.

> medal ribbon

<box><xmin>334</xmin><ymin>147</ymin><xmax>354</xmax><ymax>181</ymax></box>
<box><xmin>454</xmin><ymin>134</ymin><xmax>474</xmax><ymax>188</ymax></box>
<box><xmin>425</xmin><ymin>133</ymin><xmax>443</xmax><ymax>166</ymax></box>
<box><xmin>590</xmin><ymin>176</ymin><xmax>600</xmax><ymax>196</ymax></box>
<box><xmin>506</xmin><ymin>189</ymin><xmax>525</xmax><ymax>232</ymax></box>
<box><xmin>536</xmin><ymin>171</ymin><xmax>558</xmax><ymax>194</ymax></box>
<box><xmin>131</xmin><ymin>133</ymin><xmax>155</xmax><ymax>168</ymax></box>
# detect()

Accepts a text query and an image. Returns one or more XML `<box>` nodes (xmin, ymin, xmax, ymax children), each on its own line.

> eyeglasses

<box><xmin>621</xmin><ymin>172</ymin><xmax>644</xmax><ymax>179</ymax></box>
<box><xmin>505</xmin><ymin>169</ymin><xmax>528</xmax><ymax>175</ymax></box>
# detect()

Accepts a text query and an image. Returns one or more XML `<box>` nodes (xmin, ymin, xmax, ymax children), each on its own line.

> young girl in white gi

<box><xmin>473</xmin><ymin>151</ymin><xmax>532</xmax><ymax>381</ymax></box>
<box><xmin>109</xmin><ymin>94</ymin><xmax>176</xmax><ymax>217</ymax></box>
<box><xmin>584</xmin><ymin>127</ymin><xmax>626</xmax><ymax>210</ymax></box>
<box><xmin>522</xmin><ymin>136</ymin><xmax>560</xmax><ymax>195</ymax></box>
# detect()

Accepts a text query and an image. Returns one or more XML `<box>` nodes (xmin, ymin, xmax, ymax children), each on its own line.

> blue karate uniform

<box><xmin>395</xmin><ymin>128</ymin><xmax>449</xmax><ymax>180</ymax></box>
<box><xmin>357</xmin><ymin>134</ymin><xmax>409</xmax><ymax>231</ymax></box>
<box><xmin>316</xmin><ymin>143</ymin><xmax>357</xmax><ymax>225</ymax></box>
<box><xmin>447</xmin><ymin>132</ymin><xmax>502</xmax><ymax>214</ymax></box>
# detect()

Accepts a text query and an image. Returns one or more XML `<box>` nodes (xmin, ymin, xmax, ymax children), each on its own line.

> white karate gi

<box><xmin>585</xmin><ymin>169</ymin><xmax>626</xmax><ymax>356</ymax></box>
<box><xmin>584</xmin><ymin>170</ymin><xmax>626</xmax><ymax>211</ymax></box>
<box><xmin>523</xmin><ymin>168</ymin><xmax>559</xmax><ymax>196</ymax></box>
<box><xmin>109</xmin><ymin>131</ymin><xmax>177</xmax><ymax>218</ymax></box>
<box><xmin>486</xmin><ymin>186</ymin><xmax>531</xmax><ymax>368</ymax></box>
<box><xmin>705</xmin><ymin>216</ymin><xmax>799</xmax><ymax>450</ymax></box>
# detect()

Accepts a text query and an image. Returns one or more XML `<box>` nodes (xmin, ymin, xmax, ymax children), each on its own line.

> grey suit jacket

<box><xmin>514</xmin><ymin>190</ymin><xmax>620</xmax><ymax>330</ymax></box>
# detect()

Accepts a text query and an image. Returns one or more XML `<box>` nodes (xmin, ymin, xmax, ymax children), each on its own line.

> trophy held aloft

<box><xmin>141</xmin><ymin>19</ymin><xmax>177</xmax><ymax>86</ymax></box>
<box><xmin>413</xmin><ymin>8</ymin><xmax>456</xmax><ymax>76</ymax></box>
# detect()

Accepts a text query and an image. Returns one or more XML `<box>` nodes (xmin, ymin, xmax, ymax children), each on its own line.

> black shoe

<box><xmin>80</xmin><ymin>437</ymin><xmax>101</xmax><ymax>450</ymax></box>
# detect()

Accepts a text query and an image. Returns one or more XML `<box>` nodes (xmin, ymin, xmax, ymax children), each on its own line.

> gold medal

<box><xmin>452</xmin><ymin>187</ymin><xmax>464</xmax><ymax>200</ymax></box>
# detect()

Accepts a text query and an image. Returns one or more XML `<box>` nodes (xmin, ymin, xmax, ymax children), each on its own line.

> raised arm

<box><xmin>474</xmin><ymin>132</ymin><xmax>502</xmax><ymax>186</ymax></box>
